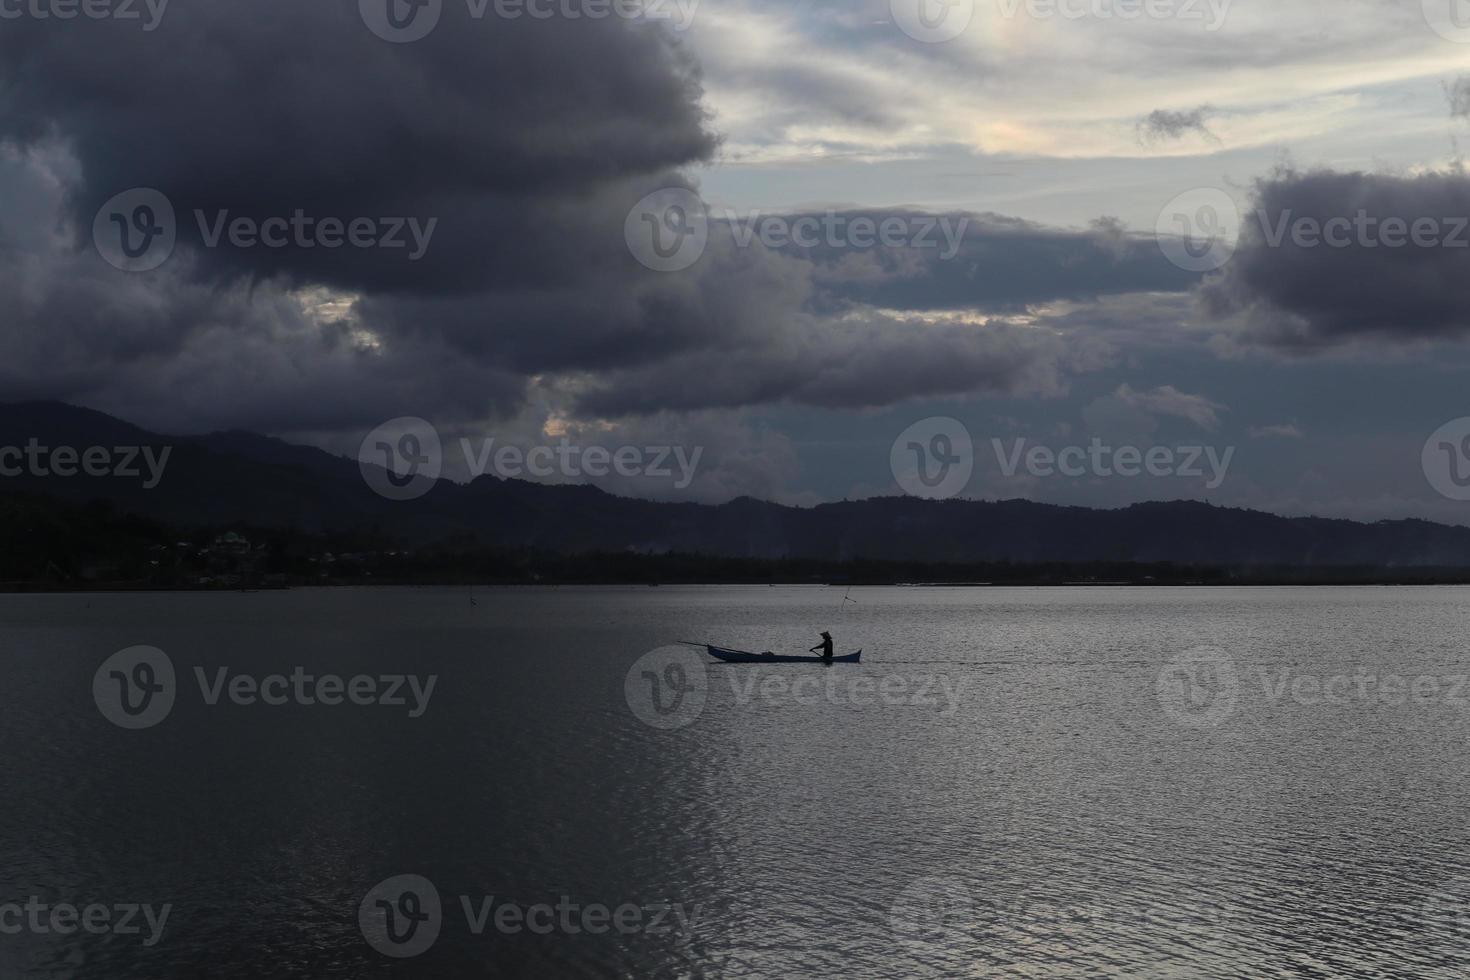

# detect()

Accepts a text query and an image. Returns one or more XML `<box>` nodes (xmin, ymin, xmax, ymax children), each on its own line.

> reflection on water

<box><xmin>0</xmin><ymin>585</ymin><xmax>1469</xmax><ymax>977</ymax></box>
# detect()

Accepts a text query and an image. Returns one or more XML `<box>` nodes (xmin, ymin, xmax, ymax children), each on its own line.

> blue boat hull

<box><xmin>706</xmin><ymin>645</ymin><xmax>861</xmax><ymax>664</ymax></box>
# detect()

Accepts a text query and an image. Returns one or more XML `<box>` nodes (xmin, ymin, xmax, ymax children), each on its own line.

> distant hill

<box><xmin>1</xmin><ymin>400</ymin><xmax>1469</xmax><ymax>568</ymax></box>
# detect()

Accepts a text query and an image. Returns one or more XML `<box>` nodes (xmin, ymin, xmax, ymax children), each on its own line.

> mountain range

<box><xmin>1</xmin><ymin>400</ymin><xmax>1468</xmax><ymax>568</ymax></box>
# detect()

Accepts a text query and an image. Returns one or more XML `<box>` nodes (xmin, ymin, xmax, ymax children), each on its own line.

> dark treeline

<box><xmin>5</xmin><ymin>492</ymin><xmax>1470</xmax><ymax>590</ymax></box>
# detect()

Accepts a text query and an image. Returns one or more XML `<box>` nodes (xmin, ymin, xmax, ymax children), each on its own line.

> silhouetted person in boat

<box><xmin>810</xmin><ymin>631</ymin><xmax>834</xmax><ymax>660</ymax></box>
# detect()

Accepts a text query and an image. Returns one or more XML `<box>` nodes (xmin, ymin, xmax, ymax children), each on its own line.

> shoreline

<box><xmin>6</xmin><ymin>577</ymin><xmax>1470</xmax><ymax>593</ymax></box>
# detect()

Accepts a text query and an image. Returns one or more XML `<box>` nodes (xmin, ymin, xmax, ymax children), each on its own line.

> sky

<box><xmin>7</xmin><ymin>0</ymin><xmax>1470</xmax><ymax>522</ymax></box>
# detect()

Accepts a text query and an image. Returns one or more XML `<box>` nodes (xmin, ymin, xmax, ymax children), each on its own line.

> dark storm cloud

<box><xmin>785</xmin><ymin>210</ymin><xmax>1196</xmax><ymax>313</ymax></box>
<box><xmin>569</xmin><ymin>309</ymin><xmax>1071</xmax><ymax>416</ymax></box>
<box><xmin>1199</xmin><ymin>168</ymin><xmax>1470</xmax><ymax>349</ymax></box>
<box><xmin>0</xmin><ymin>207</ymin><xmax>529</xmax><ymax>434</ymax></box>
<box><xmin>1136</xmin><ymin>106</ymin><xmax>1218</xmax><ymax>146</ymax></box>
<box><xmin>356</xmin><ymin>221</ymin><xmax>818</xmax><ymax>376</ymax></box>
<box><xmin>0</xmin><ymin>0</ymin><xmax>725</xmax><ymax>429</ymax></box>
<box><xmin>0</xmin><ymin>0</ymin><xmax>716</xmax><ymax>293</ymax></box>
<box><xmin>0</xmin><ymin>0</ymin><xmax>717</xmax><ymax>431</ymax></box>
<box><xmin>356</xmin><ymin>209</ymin><xmax>1193</xmax><ymax>411</ymax></box>
<box><xmin>0</xmin><ymin>0</ymin><xmax>1191</xmax><ymax>442</ymax></box>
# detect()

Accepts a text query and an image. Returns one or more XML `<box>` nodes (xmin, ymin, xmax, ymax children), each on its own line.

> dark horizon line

<box><xmin>0</xmin><ymin>397</ymin><xmax>1458</xmax><ymax>531</ymax></box>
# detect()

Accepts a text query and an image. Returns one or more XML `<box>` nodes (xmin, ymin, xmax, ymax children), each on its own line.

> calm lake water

<box><xmin>3</xmin><ymin>585</ymin><xmax>1470</xmax><ymax>977</ymax></box>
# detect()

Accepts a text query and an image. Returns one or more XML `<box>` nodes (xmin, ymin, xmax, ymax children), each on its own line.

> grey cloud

<box><xmin>357</xmin><ymin>214</ymin><xmax>817</xmax><ymax>372</ymax></box>
<box><xmin>360</xmin><ymin>203</ymin><xmax>1185</xmax><ymax>418</ymax></box>
<box><xmin>711</xmin><ymin>62</ymin><xmax>904</xmax><ymax>133</ymax></box>
<box><xmin>1199</xmin><ymin>167</ymin><xmax>1470</xmax><ymax>349</ymax></box>
<box><xmin>1112</xmin><ymin>383</ymin><xmax>1226</xmax><ymax>430</ymax></box>
<box><xmin>0</xmin><ymin>0</ymin><xmax>717</xmax><ymax>294</ymax></box>
<box><xmin>570</xmin><ymin>309</ymin><xmax>1070</xmax><ymax>416</ymax></box>
<box><xmin>0</xmin><ymin>0</ymin><xmax>1192</xmax><ymax>445</ymax></box>
<box><xmin>1447</xmin><ymin>76</ymin><xmax>1470</xmax><ymax>121</ymax></box>
<box><xmin>1136</xmin><ymin>106</ymin><xmax>1218</xmax><ymax>146</ymax></box>
<box><xmin>1250</xmin><ymin>423</ymin><xmax>1304</xmax><ymax>439</ymax></box>
<box><xmin>0</xmin><ymin>0</ymin><xmax>722</xmax><ymax>428</ymax></box>
<box><xmin>1078</xmin><ymin>383</ymin><xmax>1226</xmax><ymax>447</ymax></box>
<box><xmin>776</xmin><ymin>210</ymin><xmax>1196</xmax><ymax>314</ymax></box>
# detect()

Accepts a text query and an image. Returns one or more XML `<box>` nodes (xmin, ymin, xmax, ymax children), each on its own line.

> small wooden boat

<box><xmin>698</xmin><ymin>644</ymin><xmax>862</xmax><ymax>665</ymax></box>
